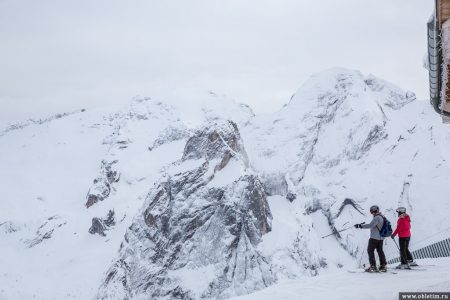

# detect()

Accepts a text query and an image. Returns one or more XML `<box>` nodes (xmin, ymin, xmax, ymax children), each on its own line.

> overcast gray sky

<box><xmin>0</xmin><ymin>0</ymin><xmax>433</xmax><ymax>125</ymax></box>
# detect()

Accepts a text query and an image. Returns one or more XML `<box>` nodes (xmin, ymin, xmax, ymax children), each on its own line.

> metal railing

<box><xmin>428</xmin><ymin>15</ymin><xmax>441</xmax><ymax>102</ymax></box>
<box><xmin>428</xmin><ymin>10</ymin><xmax>450</xmax><ymax>117</ymax></box>
<box><xmin>387</xmin><ymin>237</ymin><xmax>450</xmax><ymax>264</ymax></box>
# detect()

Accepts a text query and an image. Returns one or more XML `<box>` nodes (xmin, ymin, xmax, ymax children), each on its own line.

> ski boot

<box><xmin>365</xmin><ymin>265</ymin><xmax>378</xmax><ymax>273</ymax></box>
<box><xmin>379</xmin><ymin>265</ymin><xmax>387</xmax><ymax>272</ymax></box>
<box><xmin>395</xmin><ymin>263</ymin><xmax>411</xmax><ymax>270</ymax></box>
<box><xmin>407</xmin><ymin>260</ymin><xmax>418</xmax><ymax>267</ymax></box>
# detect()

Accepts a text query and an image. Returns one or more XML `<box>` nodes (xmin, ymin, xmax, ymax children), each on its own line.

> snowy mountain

<box><xmin>1</xmin><ymin>68</ymin><xmax>449</xmax><ymax>300</ymax></box>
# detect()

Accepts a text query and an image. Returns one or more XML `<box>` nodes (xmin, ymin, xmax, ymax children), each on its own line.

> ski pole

<box><xmin>392</xmin><ymin>238</ymin><xmax>400</xmax><ymax>250</ymax></box>
<box><xmin>321</xmin><ymin>226</ymin><xmax>352</xmax><ymax>238</ymax></box>
<box><xmin>321</xmin><ymin>223</ymin><xmax>365</xmax><ymax>239</ymax></box>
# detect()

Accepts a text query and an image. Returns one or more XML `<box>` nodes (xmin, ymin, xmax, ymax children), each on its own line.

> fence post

<box><xmin>437</xmin><ymin>241</ymin><xmax>444</xmax><ymax>257</ymax></box>
<box><xmin>431</xmin><ymin>244</ymin><xmax>437</xmax><ymax>258</ymax></box>
<box><xmin>426</xmin><ymin>245</ymin><xmax>432</xmax><ymax>258</ymax></box>
<box><xmin>434</xmin><ymin>242</ymin><xmax>441</xmax><ymax>258</ymax></box>
<box><xmin>435</xmin><ymin>243</ymin><xmax>441</xmax><ymax>257</ymax></box>
<box><xmin>433</xmin><ymin>243</ymin><xmax>439</xmax><ymax>258</ymax></box>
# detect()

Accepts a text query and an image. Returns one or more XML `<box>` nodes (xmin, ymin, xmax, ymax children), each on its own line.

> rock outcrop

<box><xmin>97</xmin><ymin>121</ymin><xmax>272</xmax><ymax>299</ymax></box>
<box><xmin>86</xmin><ymin>161</ymin><xmax>120</xmax><ymax>208</ymax></box>
<box><xmin>89</xmin><ymin>210</ymin><xmax>116</xmax><ymax>236</ymax></box>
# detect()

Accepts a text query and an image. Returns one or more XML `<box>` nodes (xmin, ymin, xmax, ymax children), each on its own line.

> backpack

<box><xmin>378</xmin><ymin>215</ymin><xmax>393</xmax><ymax>238</ymax></box>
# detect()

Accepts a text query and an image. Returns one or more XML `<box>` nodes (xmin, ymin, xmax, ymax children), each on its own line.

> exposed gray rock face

<box><xmin>149</xmin><ymin>126</ymin><xmax>190</xmax><ymax>151</ymax></box>
<box><xmin>0</xmin><ymin>221</ymin><xmax>20</xmax><ymax>234</ymax></box>
<box><xmin>89</xmin><ymin>210</ymin><xmax>116</xmax><ymax>236</ymax></box>
<box><xmin>97</xmin><ymin>121</ymin><xmax>273</xmax><ymax>300</ymax></box>
<box><xmin>86</xmin><ymin>160</ymin><xmax>120</xmax><ymax>208</ymax></box>
<box><xmin>260</xmin><ymin>173</ymin><xmax>288</xmax><ymax>197</ymax></box>
<box><xmin>0</xmin><ymin>108</ymin><xmax>86</xmax><ymax>137</ymax></box>
<box><xmin>182</xmin><ymin>120</ymin><xmax>249</xmax><ymax>170</ymax></box>
<box><xmin>363</xmin><ymin>75</ymin><xmax>416</xmax><ymax>109</ymax></box>
<box><xmin>26</xmin><ymin>215</ymin><xmax>67</xmax><ymax>248</ymax></box>
<box><xmin>335</xmin><ymin>198</ymin><xmax>364</xmax><ymax>218</ymax></box>
<box><xmin>345</xmin><ymin>123</ymin><xmax>388</xmax><ymax>160</ymax></box>
<box><xmin>286</xmin><ymin>192</ymin><xmax>297</xmax><ymax>202</ymax></box>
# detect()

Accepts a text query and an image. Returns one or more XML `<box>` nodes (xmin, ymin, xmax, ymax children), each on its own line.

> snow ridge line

<box><xmin>0</xmin><ymin>108</ymin><xmax>87</xmax><ymax>137</ymax></box>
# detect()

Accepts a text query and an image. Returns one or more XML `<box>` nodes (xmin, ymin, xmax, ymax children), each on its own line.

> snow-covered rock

<box><xmin>86</xmin><ymin>160</ymin><xmax>120</xmax><ymax>208</ymax></box>
<box><xmin>97</xmin><ymin>121</ymin><xmax>273</xmax><ymax>299</ymax></box>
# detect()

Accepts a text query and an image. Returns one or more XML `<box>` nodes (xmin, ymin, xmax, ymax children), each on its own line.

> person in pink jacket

<box><xmin>391</xmin><ymin>207</ymin><xmax>417</xmax><ymax>269</ymax></box>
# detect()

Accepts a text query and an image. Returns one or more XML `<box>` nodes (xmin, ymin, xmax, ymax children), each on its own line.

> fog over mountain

<box><xmin>0</xmin><ymin>0</ymin><xmax>432</xmax><ymax>126</ymax></box>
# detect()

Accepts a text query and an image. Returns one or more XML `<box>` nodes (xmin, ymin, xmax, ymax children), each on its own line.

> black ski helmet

<box><xmin>369</xmin><ymin>205</ymin><xmax>379</xmax><ymax>214</ymax></box>
<box><xmin>396</xmin><ymin>207</ymin><xmax>406</xmax><ymax>214</ymax></box>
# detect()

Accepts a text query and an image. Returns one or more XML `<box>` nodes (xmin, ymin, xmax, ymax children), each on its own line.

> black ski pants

<box><xmin>367</xmin><ymin>238</ymin><xmax>387</xmax><ymax>267</ymax></box>
<box><xmin>399</xmin><ymin>237</ymin><xmax>413</xmax><ymax>264</ymax></box>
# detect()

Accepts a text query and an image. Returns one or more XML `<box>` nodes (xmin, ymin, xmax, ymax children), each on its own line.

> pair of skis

<box><xmin>348</xmin><ymin>269</ymin><xmax>399</xmax><ymax>274</ymax></box>
<box><xmin>348</xmin><ymin>265</ymin><xmax>427</xmax><ymax>275</ymax></box>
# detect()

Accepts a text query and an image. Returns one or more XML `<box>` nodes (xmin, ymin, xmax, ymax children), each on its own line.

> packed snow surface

<box><xmin>231</xmin><ymin>258</ymin><xmax>450</xmax><ymax>300</ymax></box>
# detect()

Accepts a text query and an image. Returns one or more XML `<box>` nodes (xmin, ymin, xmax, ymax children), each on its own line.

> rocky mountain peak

<box><xmin>289</xmin><ymin>68</ymin><xmax>415</xmax><ymax>112</ymax></box>
<box><xmin>182</xmin><ymin>120</ymin><xmax>249</xmax><ymax>171</ymax></box>
<box><xmin>97</xmin><ymin>121</ymin><xmax>272</xmax><ymax>299</ymax></box>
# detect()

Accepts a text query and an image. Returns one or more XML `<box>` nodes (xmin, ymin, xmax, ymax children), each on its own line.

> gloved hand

<box><xmin>354</xmin><ymin>223</ymin><xmax>362</xmax><ymax>229</ymax></box>
<box><xmin>390</xmin><ymin>234</ymin><xmax>395</xmax><ymax>239</ymax></box>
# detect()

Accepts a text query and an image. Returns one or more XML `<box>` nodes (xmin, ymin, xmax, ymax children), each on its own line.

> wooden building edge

<box><xmin>428</xmin><ymin>0</ymin><xmax>450</xmax><ymax>121</ymax></box>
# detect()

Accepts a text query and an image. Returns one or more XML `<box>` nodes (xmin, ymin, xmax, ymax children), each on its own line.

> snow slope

<box><xmin>0</xmin><ymin>68</ymin><xmax>449</xmax><ymax>299</ymax></box>
<box><xmin>242</xmin><ymin>68</ymin><xmax>450</xmax><ymax>267</ymax></box>
<box><xmin>231</xmin><ymin>258</ymin><xmax>450</xmax><ymax>300</ymax></box>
